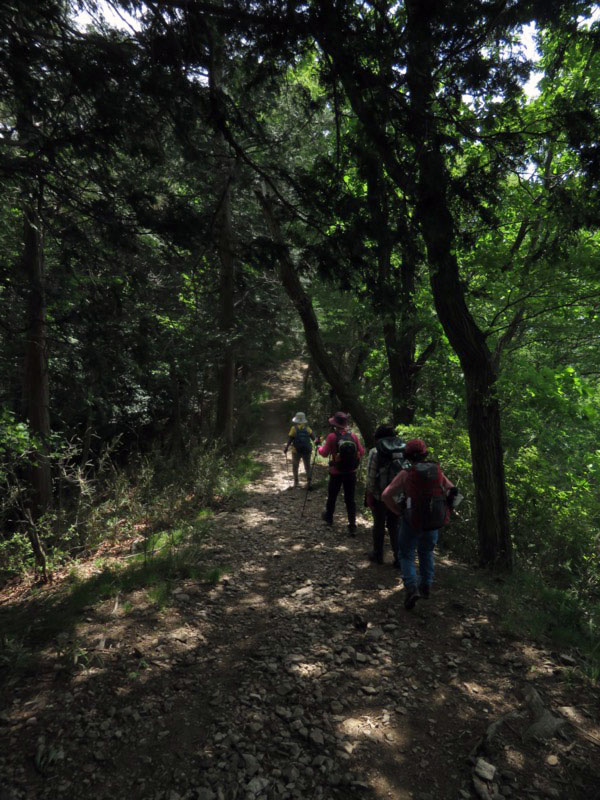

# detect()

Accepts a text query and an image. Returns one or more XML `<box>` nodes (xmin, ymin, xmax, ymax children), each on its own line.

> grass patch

<box><xmin>435</xmin><ymin>562</ymin><xmax>600</xmax><ymax>684</ymax></box>
<box><xmin>229</xmin><ymin>454</ymin><xmax>264</xmax><ymax>495</ymax></box>
<box><xmin>0</xmin><ymin>514</ymin><xmax>229</xmax><ymax>655</ymax></box>
<box><xmin>496</xmin><ymin>568</ymin><xmax>600</xmax><ymax>684</ymax></box>
<box><xmin>201</xmin><ymin>566</ymin><xmax>230</xmax><ymax>585</ymax></box>
<box><xmin>146</xmin><ymin>580</ymin><xmax>170</xmax><ymax>609</ymax></box>
<box><xmin>0</xmin><ymin>634</ymin><xmax>37</xmax><ymax>678</ymax></box>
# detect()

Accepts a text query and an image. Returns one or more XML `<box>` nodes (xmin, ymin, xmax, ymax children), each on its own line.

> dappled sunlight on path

<box><xmin>1</xmin><ymin>361</ymin><xmax>599</xmax><ymax>800</ymax></box>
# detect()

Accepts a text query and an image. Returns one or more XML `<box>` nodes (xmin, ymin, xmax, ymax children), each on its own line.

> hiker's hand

<box><xmin>283</xmin><ymin>446</ymin><xmax>288</xmax><ymax>454</ymax></box>
<box><xmin>447</xmin><ymin>486</ymin><xmax>458</xmax><ymax>507</ymax></box>
<box><xmin>315</xmin><ymin>436</ymin><xmax>321</xmax><ymax>445</ymax></box>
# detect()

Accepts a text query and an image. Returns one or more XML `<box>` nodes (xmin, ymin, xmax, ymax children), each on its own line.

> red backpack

<box><xmin>403</xmin><ymin>462</ymin><xmax>449</xmax><ymax>531</ymax></box>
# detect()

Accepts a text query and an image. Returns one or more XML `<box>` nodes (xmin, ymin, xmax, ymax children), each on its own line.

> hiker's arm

<box><xmin>365</xmin><ymin>450</ymin><xmax>377</xmax><ymax>494</ymax></box>
<box><xmin>284</xmin><ymin>427</ymin><xmax>295</xmax><ymax>453</ymax></box>
<box><xmin>441</xmin><ymin>472</ymin><xmax>456</xmax><ymax>504</ymax></box>
<box><xmin>318</xmin><ymin>433</ymin><xmax>334</xmax><ymax>457</ymax></box>
<box><xmin>441</xmin><ymin>474</ymin><xmax>454</xmax><ymax>492</ymax></box>
<box><xmin>381</xmin><ymin>472</ymin><xmax>406</xmax><ymax>516</ymax></box>
<box><xmin>365</xmin><ymin>451</ymin><xmax>377</xmax><ymax>508</ymax></box>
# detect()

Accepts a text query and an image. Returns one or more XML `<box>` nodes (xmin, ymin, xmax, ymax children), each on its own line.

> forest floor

<box><xmin>1</xmin><ymin>362</ymin><xmax>599</xmax><ymax>800</ymax></box>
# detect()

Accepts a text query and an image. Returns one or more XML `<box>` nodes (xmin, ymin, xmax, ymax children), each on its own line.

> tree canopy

<box><xmin>0</xmin><ymin>1</ymin><xmax>599</xmax><ymax>605</ymax></box>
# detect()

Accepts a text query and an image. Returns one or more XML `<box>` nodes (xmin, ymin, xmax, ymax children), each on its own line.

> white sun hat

<box><xmin>292</xmin><ymin>412</ymin><xmax>307</xmax><ymax>424</ymax></box>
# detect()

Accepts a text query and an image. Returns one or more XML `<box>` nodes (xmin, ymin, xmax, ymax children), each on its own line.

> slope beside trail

<box><xmin>1</xmin><ymin>362</ymin><xmax>599</xmax><ymax>800</ymax></box>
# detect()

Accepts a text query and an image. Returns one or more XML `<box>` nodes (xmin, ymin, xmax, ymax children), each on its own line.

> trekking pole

<box><xmin>301</xmin><ymin>441</ymin><xmax>320</xmax><ymax>519</ymax></box>
<box><xmin>285</xmin><ymin>449</ymin><xmax>289</xmax><ymax>476</ymax></box>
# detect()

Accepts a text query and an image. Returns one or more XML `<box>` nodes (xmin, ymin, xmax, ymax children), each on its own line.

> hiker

<box><xmin>284</xmin><ymin>412</ymin><xmax>316</xmax><ymax>489</ymax></box>
<box><xmin>318</xmin><ymin>411</ymin><xmax>364</xmax><ymax>535</ymax></box>
<box><xmin>365</xmin><ymin>424</ymin><xmax>405</xmax><ymax>567</ymax></box>
<box><xmin>381</xmin><ymin>438</ymin><xmax>456</xmax><ymax>610</ymax></box>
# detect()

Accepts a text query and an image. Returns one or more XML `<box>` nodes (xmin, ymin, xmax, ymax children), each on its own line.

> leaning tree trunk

<box><xmin>257</xmin><ymin>191</ymin><xmax>375</xmax><ymax>447</ymax></box>
<box><xmin>405</xmin><ymin>0</ymin><xmax>512</xmax><ymax>569</ymax></box>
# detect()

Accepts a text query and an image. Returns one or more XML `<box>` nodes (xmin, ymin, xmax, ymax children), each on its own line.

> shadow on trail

<box><xmin>2</xmin><ymin>365</ymin><xmax>598</xmax><ymax>799</ymax></box>
<box><xmin>4</xmin><ymin>466</ymin><xmax>596</xmax><ymax>800</ymax></box>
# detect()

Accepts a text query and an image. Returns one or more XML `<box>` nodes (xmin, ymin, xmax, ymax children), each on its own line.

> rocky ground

<box><xmin>1</xmin><ymin>363</ymin><xmax>599</xmax><ymax>800</ymax></box>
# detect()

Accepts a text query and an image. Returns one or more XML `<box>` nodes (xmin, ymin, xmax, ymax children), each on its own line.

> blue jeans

<box><xmin>398</xmin><ymin>519</ymin><xmax>438</xmax><ymax>589</ymax></box>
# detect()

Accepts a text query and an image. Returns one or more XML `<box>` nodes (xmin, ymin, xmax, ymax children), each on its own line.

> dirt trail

<box><xmin>0</xmin><ymin>362</ymin><xmax>598</xmax><ymax>800</ymax></box>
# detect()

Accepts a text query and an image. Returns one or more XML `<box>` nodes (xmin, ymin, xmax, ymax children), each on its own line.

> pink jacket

<box><xmin>318</xmin><ymin>429</ymin><xmax>365</xmax><ymax>475</ymax></box>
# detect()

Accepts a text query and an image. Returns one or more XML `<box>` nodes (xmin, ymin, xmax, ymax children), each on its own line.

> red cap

<box><xmin>404</xmin><ymin>438</ymin><xmax>427</xmax><ymax>457</ymax></box>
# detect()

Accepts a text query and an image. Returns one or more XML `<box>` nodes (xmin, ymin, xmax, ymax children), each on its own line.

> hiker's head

<box><xmin>328</xmin><ymin>411</ymin><xmax>349</xmax><ymax>430</ymax></box>
<box><xmin>292</xmin><ymin>412</ymin><xmax>307</xmax><ymax>425</ymax></box>
<box><xmin>374</xmin><ymin>424</ymin><xmax>396</xmax><ymax>441</ymax></box>
<box><xmin>404</xmin><ymin>438</ymin><xmax>428</xmax><ymax>461</ymax></box>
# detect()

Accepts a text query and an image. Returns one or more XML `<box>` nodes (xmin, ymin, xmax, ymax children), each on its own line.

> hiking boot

<box><xmin>307</xmin><ymin>484</ymin><xmax>314</xmax><ymax>491</ymax></box>
<box><xmin>404</xmin><ymin>586</ymin><xmax>420</xmax><ymax>611</ymax></box>
<box><xmin>321</xmin><ymin>511</ymin><xmax>333</xmax><ymax>526</ymax></box>
<box><xmin>348</xmin><ymin>523</ymin><xmax>357</xmax><ymax>537</ymax></box>
<box><xmin>419</xmin><ymin>583</ymin><xmax>430</xmax><ymax>599</ymax></box>
<box><xmin>368</xmin><ymin>551</ymin><xmax>383</xmax><ymax>564</ymax></box>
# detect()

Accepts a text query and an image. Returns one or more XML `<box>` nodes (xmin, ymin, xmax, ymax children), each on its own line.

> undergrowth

<box><xmin>0</xmin><ymin>437</ymin><xmax>262</xmax><ymax>583</ymax></box>
<box><xmin>0</xmin><ymin>437</ymin><xmax>261</xmax><ymax>678</ymax></box>
<box><xmin>444</xmin><ymin>565</ymin><xmax>600</xmax><ymax>685</ymax></box>
<box><xmin>0</xmin><ymin>512</ymin><xmax>232</xmax><ymax>676</ymax></box>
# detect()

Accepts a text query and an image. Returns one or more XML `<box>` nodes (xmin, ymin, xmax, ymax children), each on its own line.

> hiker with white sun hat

<box><xmin>284</xmin><ymin>412</ymin><xmax>317</xmax><ymax>489</ymax></box>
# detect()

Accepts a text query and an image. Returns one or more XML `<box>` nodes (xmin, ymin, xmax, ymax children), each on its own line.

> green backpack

<box><xmin>375</xmin><ymin>436</ymin><xmax>406</xmax><ymax>491</ymax></box>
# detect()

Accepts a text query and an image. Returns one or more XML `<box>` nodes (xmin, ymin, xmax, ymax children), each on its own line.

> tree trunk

<box><xmin>22</xmin><ymin>204</ymin><xmax>51</xmax><ymax>510</ymax></box>
<box><xmin>363</xmin><ymin>153</ymin><xmax>436</xmax><ymax>426</ymax></box>
<box><xmin>383</xmin><ymin>319</ymin><xmax>416</xmax><ymax>425</ymax></box>
<box><xmin>405</xmin><ymin>0</ymin><xmax>512</xmax><ymax>569</ymax></box>
<box><xmin>21</xmin><ymin>202</ymin><xmax>50</xmax><ymax>580</ymax></box>
<box><xmin>210</xmin><ymin>36</ymin><xmax>236</xmax><ymax>448</ymax></box>
<box><xmin>169</xmin><ymin>360</ymin><xmax>185</xmax><ymax>455</ymax></box>
<box><xmin>257</xmin><ymin>191</ymin><xmax>375</xmax><ymax>447</ymax></box>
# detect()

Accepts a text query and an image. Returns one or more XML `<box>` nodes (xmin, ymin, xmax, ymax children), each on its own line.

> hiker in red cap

<box><xmin>317</xmin><ymin>411</ymin><xmax>364</xmax><ymax>536</ymax></box>
<box><xmin>382</xmin><ymin>438</ymin><xmax>456</xmax><ymax>610</ymax></box>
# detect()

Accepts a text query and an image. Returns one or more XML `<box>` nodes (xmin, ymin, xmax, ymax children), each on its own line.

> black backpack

<box><xmin>335</xmin><ymin>431</ymin><xmax>360</xmax><ymax>472</ymax></box>
<box><xmin>293</xmin><ymin>425</ymin><xmax>312</xmax><ymax>455</ymax></box>
<box><xmin>375</xmin><ymin>436</ymin><xmax>406</xmax><ymax>492</ymax></box>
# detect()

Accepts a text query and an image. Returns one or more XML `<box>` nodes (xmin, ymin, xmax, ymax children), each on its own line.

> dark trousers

<box><xmin>325</xmin><ymin>472</ymin><xmax>357</xmax><ymax>525</ymax></box>
<box><xmin>372</xmin><ymin>500</ymin><xmax>400</xmax><ymax>562</ymax></box>
<box><xmin>291</xmin><ymin>450</ymin><xmax>312</xmax><ymax>484</ymax></box>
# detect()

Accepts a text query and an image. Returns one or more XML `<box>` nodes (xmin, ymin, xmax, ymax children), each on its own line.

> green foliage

<box><xmin>55</xmin><ymin>633</ymin><xmax>90</xmax><ymax>670</ymax></box>
<box><xmin>0</xmin><ymin>430</ymin><xmax>262</xmax><ymax>583</ymax></box>
<box><xmin>497</xmin><ymin>569</ymin><xmax>600</xmax><ymax>684</ymax></box>
<box><xmin>2</xmin><ymin>524</ymin><xmax>229</xmax><ymax>643</ymax></box>
<box><xmin>0</xmin><ymin>634</ymin><xmax>36</xmax><ymax>678</ymax></box>
<box><xmin>396</xmin><ymin>414</ymin><xmax>476</xmax><ymax>561</ymax></box>
<box><xmin>0</xmin><ymin>0</ymin><xmax>598</xmax><ymax>684</ymax></box>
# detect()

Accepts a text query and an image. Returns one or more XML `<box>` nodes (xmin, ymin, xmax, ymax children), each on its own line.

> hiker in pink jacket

<box><xmin>318</xmin><ymin>411</ymin><xmax>364</xmax><ymax>536</ymax></box>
